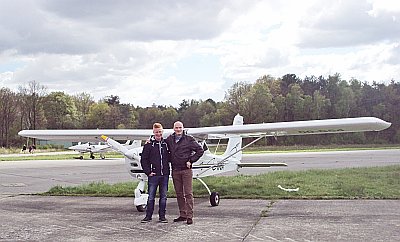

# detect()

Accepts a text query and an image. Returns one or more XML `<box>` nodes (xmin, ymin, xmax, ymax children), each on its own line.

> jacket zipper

<box><xmin>159</xmin><ymin>141</ymin><xmax>163</xmax><ymax>176</ymax></box>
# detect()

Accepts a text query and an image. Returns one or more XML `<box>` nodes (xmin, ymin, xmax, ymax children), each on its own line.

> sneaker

<box><xmin>173</xmin><ymin>216</ymin><xmax>187</xmax><ymax>222</ymax></box>
<box><xmin>187</xmin><ymin>218</ymin><xmax>193</xmax><ymax>225</ymax></box>
<box><xmin>159</xmin><ymin>218</ymin><xmax>168</xmax><ymax>223</ymax></box>
<box><xmin>141</xmin><ymin>217</ymin><xmax>152</xmax><ymax>223</ymax></box>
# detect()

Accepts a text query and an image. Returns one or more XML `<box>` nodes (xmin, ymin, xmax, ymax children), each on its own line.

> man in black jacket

<box><xmin>140</xmin><ymin>123</ymin><xmax>170</xmax><ymax>223</ymax></box>
<box><xmin>166</xmin><ymin>121</ymin><xmax>204</xmax><ymax>225</ymax></box>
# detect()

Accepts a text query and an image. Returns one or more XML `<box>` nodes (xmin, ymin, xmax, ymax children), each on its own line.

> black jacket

<box><xmin>140</xmin><ymin>137</ymin><xmax>170</xmax><ymax>176</ymax></box>
<box><xmin>166</xmin><ymin>132</ymin><xmax>204</xmax><ymax>171</ymax></box>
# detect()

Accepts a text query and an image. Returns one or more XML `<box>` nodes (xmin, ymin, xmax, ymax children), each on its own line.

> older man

<box><xmin>166</xmin><ymin>121</ymin><xmax>204</xmax><ymax>225</ymax></box>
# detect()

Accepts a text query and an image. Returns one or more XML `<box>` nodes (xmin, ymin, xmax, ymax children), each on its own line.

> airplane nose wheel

<box><xmin>210</xmin><ymin>191</ymin><xmax>220</xmax><ymax>206</ymax></box>
<box><xmin>136</xmin><ymin>204</ymin><xmax>146</xmax><ymax>212</ymax></box>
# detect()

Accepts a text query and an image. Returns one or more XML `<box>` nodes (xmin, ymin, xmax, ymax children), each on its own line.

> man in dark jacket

<box><xmin>140</xmin><ymin>123</ymin><xmax>170</xmax><ymax>223</ymax></box>
<box><xmin>166</xmin><ymin>121</ymin><xmax>204</xmax><ymax>225</ymax></box>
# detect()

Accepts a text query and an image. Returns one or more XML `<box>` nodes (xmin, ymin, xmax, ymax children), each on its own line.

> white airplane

<box><xmin>18</xmin><ymin>114</ymin><xmax>391</xmax><ymax>211</ymax></box>
<box><xmin>68</xmin><ymin>140</ymin><xmax>141</xmax><ymax>160</ymax></box>
<box><xmin>68</xmin><ymin>142</ymin><xmax>112</xmax><ymax>159</ymax></box>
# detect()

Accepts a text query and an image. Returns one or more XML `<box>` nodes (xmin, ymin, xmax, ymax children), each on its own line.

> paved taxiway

<box><xmin>1</xmin><ymin>196</ymin><xmax>399</xmax><ymax>241</ymax></box>
<box><xmin>1</xmin><ymin>150</ymin><xmax>399</xmax><ymax>241</ymax></box>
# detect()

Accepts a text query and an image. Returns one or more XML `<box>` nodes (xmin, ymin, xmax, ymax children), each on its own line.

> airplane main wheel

<box><xmin>79</xmin><ymin>156</ymin><xmax>83</xmax><ymax>160</ymax></box>
<box><xmin>210</xmin><ymin>191</ymin><xmax>220</xmax><ymax>206</ymax></box>
<box><xmin>136</xmin><ymin>204</ymin><xmax>146</xmax><ymax>212</ymax></box>
<box><xmin>90</xmin><ymin>155</ymin><xmax>95</xmax><ymax>159</ymax></box>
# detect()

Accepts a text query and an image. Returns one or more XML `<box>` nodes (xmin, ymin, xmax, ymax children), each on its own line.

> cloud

<box><xmin>296</xmin><ymin>1</ymin><xmax>400</xmax><ymax>48</ymax></box>
<box><xmin>1</xmin><ymin>0</ymin><xmax>400</xmax><ymax>107</ymax></box>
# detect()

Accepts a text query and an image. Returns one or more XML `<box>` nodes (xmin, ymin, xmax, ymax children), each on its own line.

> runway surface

<box><xmin>1</xmin><ymin>150</ymin><xmax>399</xmax><ymax>241</ymax></box>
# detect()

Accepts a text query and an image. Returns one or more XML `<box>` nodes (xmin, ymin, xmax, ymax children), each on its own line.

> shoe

<box><xmin>187</xmin><ymin>218</ymin><xmax>193</xmax><ymax>225</ymax></box>
<box><xmin>141</xmin><ymin>217</ymin><xmax>152</xmax><ymax>223</ymax></box>
<box><xmin>173</xmin><ymin>216</ymin><xmax>187</xmax><ymax>222</ymax></box>
<box><xmin>159</xmin><ymin>218</ymin><xmax>168</xmax><ymax>223</ymax></box>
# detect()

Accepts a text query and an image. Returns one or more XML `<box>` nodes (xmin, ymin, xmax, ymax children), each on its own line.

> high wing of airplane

<box><xmin>18</xmin><ymin>115</ymin><xmax>391</xmax><ymax>211</ymax></box>
<box><xmin>68</xmin><ymin>140</ymin><xmax>141</xmax><ymax>159</ymax></box>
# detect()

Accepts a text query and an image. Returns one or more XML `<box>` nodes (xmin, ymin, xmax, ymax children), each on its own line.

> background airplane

<box><xmin>68</xmin><ymin>140</ymin><xmax>141</xmax><ymax>159</ymax></box>
<box><xmin>68</xmin><ymin>142</ymin><xmax>113</xmax><ymax>159</ymax></box>
<box><xmin>19</xmin><ymin>114</ymin><xmax>391</xmax><ymax>211</ymax></box>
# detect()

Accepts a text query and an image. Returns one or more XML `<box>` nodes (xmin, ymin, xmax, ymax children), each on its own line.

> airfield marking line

<box><xmin>102</xmin><ymin>225</ymin><xmax>121</xmax><ymax>231</ymax></box>
<box><xmin>120</xmin><ymin>226</ymin><xmax>136</xmax><ymax>231</ymax></box>
<box><xmin>263</xmin><ymin>235</ymin><xmax>281</xmax><ymax>241</ymax></box>
<box><xmin>188</xmin><ymin>229</ymin><xmax>203</xmax><ymax>234</ymax></box>
<box><xmin>84</xmin><ymin>226</ymin><xmax>98</xmax><ymax>230</ymax></box>
<box><xmin>68</xmin><ymin>224</ymin><xmax>103</xmax><ymax>231</ymax></box>
<box><xmin>284</xmin><ymin>238</ymin><xmax>298</xmax><ymax>242</ymax></box>
<box><xmin>209</xmin><ymin>231</ymin><xmax>231</xmax><ymax>239</ymax></box>
<box><xmin>154</xmin><ymin>228</ymin><xmax>169</xmax><ymax>233</ymax></box>
<box><xmin>231</xmin><ymin>233</ymin><xmax>245</xmax><ymax>239</ymax></box>
<box><xmin>50</xmin><ymin>225</ymin><xmax>66</xmax><ymax>229</ymax></box>
<box><xmin>131</xmin><ymin>226</ymin><xmax>153</xmax><ymax>232</ymax></box>
<box><xmin>246</xmin><ymin>234</ymin><xmax>265</xmax><ymax>241</ymax></box>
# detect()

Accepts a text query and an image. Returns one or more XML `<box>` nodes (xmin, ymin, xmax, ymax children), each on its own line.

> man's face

<box><xmin>173</xmin><ymin>122</ymin><xmax>183</xmax><ymax>135</ymax></box>
<box><xmin>153</xmin><ymin>127</ymin><xmax>163</xmax><ymax>140</ymax></box>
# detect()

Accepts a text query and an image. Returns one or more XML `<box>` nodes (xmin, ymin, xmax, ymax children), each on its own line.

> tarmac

<box><xmin>1</xmin><ymin>195</ymin><xmax>399</xmax><ymax>241</ymax></box>
<box><xmin>1</xmin><ymin>151</ymin><xmax>399</xmax><ymax>241</ymax></box>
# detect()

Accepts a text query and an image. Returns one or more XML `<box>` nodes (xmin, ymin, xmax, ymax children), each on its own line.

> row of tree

<box><xmin>1</xmin><ymin>73</ymin><xmax>399</xmax><ymax>147</ymax></box>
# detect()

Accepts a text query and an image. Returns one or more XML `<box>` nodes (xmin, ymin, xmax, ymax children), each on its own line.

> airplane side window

<box><xmin>202</xmin><ymin>142</ymin><xmax>208</xmax><ymax>151</ymax></box>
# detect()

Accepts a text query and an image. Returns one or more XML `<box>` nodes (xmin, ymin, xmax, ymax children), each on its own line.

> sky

<box><xmin>1</xmin><ymin>0</ymin><xmax>400</xmax><ymax>107</ymax></box>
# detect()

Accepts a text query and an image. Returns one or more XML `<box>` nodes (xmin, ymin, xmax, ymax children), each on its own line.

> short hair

<box><xmin>153</xmin><ymin>122</ymin><xmax>163</xmax><ymax>129</ymax></box>
<box><xmin>174</xmin><ymin>121</ymin><xmax>183</xmax><ymax>128</ymax></box>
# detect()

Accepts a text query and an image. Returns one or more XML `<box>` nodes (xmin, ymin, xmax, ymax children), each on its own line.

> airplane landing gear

<box><xmin>134</xmin><ymin>174</ymin><xmax>149</xmax><ymax>212</ymax></box>
<box><xmin>196</xmin><ymin>177</ymin><xmax>220</xmax><ymax>206</ymax></box>
<box><xmin>210</xmin><ymin>191</ymin><xmax>220</xmax><ymax>206</ymax></box>
<box><xmin>136</xmin><ymin>204</ymin><xmax>146</xmax><ymax>212</ymax></box>
<box><xmin>90</xmin><ymin>153</ymin><xmax>95</xmax><ymax>159</ymax></box>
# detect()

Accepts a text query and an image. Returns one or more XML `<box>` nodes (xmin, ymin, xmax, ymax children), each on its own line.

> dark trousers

<box><xmin>146</xmin><ymin>175</ymin><xmax>169</xmax><ymax>219</ymax></box>
<box><xmin>172</xmin><ymin>169</ymin><xmax>193</xmax><ymax>219</ymax></box>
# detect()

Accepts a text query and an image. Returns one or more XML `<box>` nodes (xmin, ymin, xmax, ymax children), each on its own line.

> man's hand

<box><xmin>149</xmin><ymin>172</ymin><xmax>156</xmax><ymax>176</ymax></box>
<box><xmin>186</xmin><ymin>161</ymin><xmax>191</xmax><ymax>168</ymax></box>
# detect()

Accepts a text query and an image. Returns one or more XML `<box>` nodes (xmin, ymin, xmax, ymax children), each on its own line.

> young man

<box><xmin>140</xmin><ymin>123</ymin><xmax>170</xmax><ymax>223</ymax></box>
<box><xmin>166</xmin><ymin>121</ymin><xmax>204</xmax><ymax>225</ymax></box>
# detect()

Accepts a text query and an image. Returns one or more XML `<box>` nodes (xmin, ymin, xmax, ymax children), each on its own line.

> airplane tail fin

<box><xmin>222</xmin><ymin>114</ymin><xmax>243</xmax><ymax>160</ymax></box>
<box><xmin>125</xmin><ymin>140</ymin><xmax>142</xmax><ymax>149</ymax></box>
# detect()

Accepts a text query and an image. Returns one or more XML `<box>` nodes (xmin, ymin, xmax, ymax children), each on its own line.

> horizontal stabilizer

<box><xmin>193</xmin><ymin>164</ymin><xmax>225</xmax><ymax>169</ymax></box>
<box><xmin>237</xmin><ymin>162</ymin><xmax>287</xmax><ymax>168</ymax></box>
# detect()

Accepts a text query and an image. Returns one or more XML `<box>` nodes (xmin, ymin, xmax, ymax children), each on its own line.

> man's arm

<box><xmin>188</xmin><ymin>137</ymin><xmax>204</xmax><ymax>163</ymax></box>
<box><xmin>140</xmin><ymin>144</ymin><xmax>151</xmax><ymax>176</ymax></box>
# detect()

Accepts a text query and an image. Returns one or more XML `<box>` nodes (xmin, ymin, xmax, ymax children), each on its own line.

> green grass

<box><xmin>43</xmin><ymin>165</ymin><xmax>400</xmax><ymax>199</ymax></box>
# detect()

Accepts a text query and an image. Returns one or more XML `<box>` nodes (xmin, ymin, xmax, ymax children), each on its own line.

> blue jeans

<box><xmin>146</xmin><ymin>175</ymin><xmax>169</xmax><ymax>219</ymax></box>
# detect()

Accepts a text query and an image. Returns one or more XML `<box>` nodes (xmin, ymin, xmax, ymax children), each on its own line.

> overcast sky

<box><xmin>1</xmin><ymin>0</ymin><xmax>399</xmax><ymax>107</ymax></box>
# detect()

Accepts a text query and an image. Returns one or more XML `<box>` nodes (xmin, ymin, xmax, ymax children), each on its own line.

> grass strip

<box><xmin>43</xmin><ymin>165</ymin><xmax>400</xmax><ymax>199</ymax></box>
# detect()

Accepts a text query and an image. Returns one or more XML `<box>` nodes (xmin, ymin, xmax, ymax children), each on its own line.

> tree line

<box><xmin>1</xmin><ymin>73</ymin><xmax>399</xmax><ymax>147</ymax></box>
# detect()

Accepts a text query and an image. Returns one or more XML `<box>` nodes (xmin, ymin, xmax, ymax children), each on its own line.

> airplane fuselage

<box><xmin>123</xmin><ymin>146</ymin><xmax>240</xmax><ymax>179</ymax></box>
